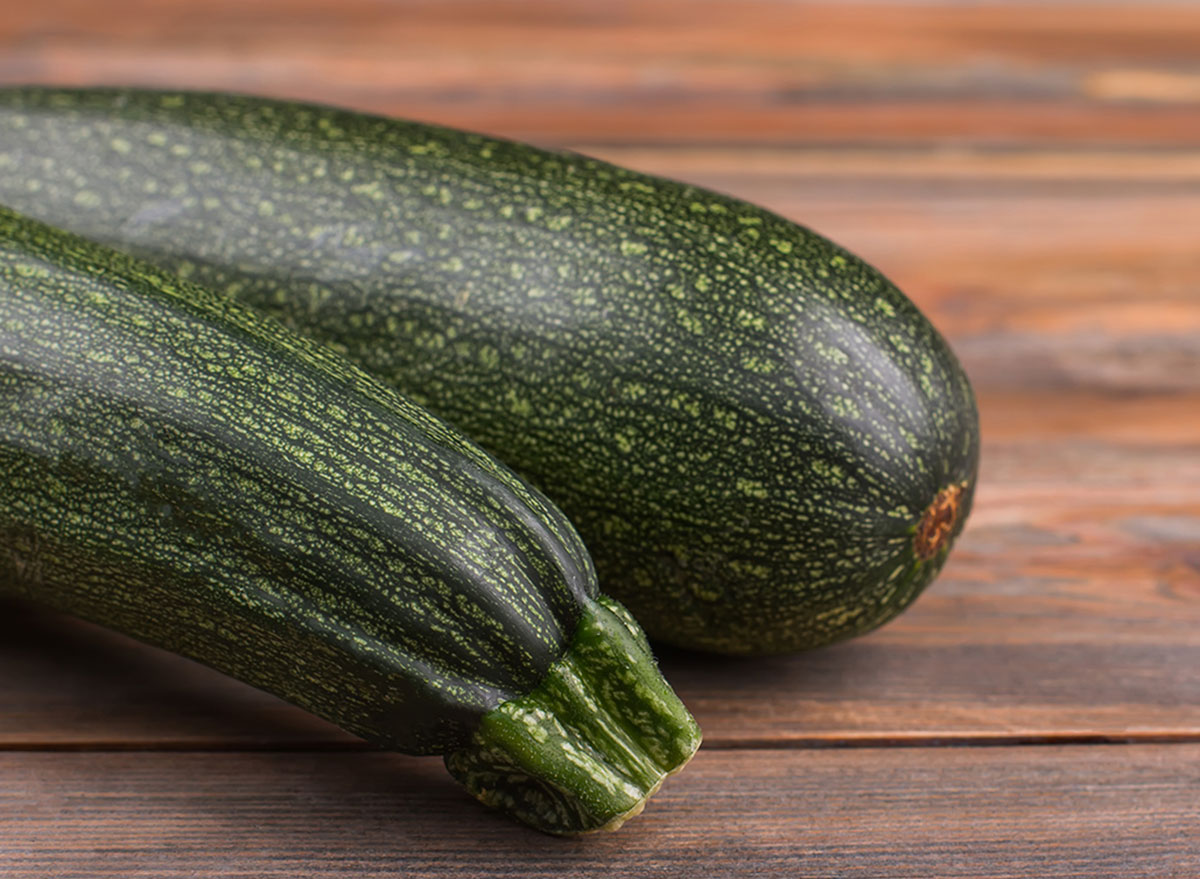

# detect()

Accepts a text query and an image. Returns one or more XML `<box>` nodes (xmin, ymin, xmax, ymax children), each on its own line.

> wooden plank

<box><xmin>3</xmin><ymin>386</ymin><xmax>1198</xmax><ymax>747</ymax></box>
<box><xmin>0</xmin><ymin>597</ymin><xmax>355</xmax><ymax>748</ymax></box>
<box><xmin>583</xmin><ymin>146</ymin><xmax>1200</xmax><ymax>183</ymax></box>
<box><xmin>0</xmin><ymin>600</ymin><xmax>353</xmax><ymax>749</ymax></box>
<box><xmin>1</xmin><ymin>746</ymin><xmax>1197</xmax><ymax>877</ymax></box>
<box><xmin>2</xmin><ymin>3</ymin><xmax>1200</xmax><ymax>146</ymax></box>
<box><xmin>7</xmin><ymin>0</ymin><xmax>1200</xmax><ymax>65</ymax></box>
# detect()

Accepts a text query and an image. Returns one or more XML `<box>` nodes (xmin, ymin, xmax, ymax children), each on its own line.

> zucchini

<box><xmin>0</xmin><ymin>204</ymin><xmax>700</xmax><ymax>834</ymax></box>
<box><xmin>0</xmin><ymin>87</ymin><xmax>980</xmax><ymax>655</ymax></box>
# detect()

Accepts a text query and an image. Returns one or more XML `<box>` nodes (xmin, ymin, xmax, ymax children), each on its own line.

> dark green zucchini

<box><xmin>0</xmin><ymin>87</ymin><xmax>980</xmax><ymax>655</ymax></box>
<box><xmin>0</xmin><ymin>204</ymin><xmax>699</xmax><ymax>834</ymax></box>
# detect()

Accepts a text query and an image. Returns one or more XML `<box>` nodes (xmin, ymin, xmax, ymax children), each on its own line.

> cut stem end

<box><xmin>915</xmin><ymin>481</ymin><xmax>968</xmax><ymax>561</ymax></box>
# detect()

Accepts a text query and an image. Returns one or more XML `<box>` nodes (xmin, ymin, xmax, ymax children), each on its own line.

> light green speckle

<box><xmin>736</xmin><ymin>309</ymin><xmax>765</xmax><ymax>330</ymax></box>
<box><xmin>829</xmin><ymin>396</ymin><xmax>861</xmax><ymax>419</ymax></box>
<box><xmin>741</xmin><ymin>354</ymin><xmax>774</xmax><ymax>374</ymax></box>
<box><xmin>675</xmin><ymin>309</ymin><xmax>703</xmax><ymax>334</ymax></box>
<box><xmin>736</xmin><ymin>479</ymin><xmax>769</xmax><ymax>499</ymax></box>
<box><xmin>13</xmin><ymin>261</ymin><xmax>49</xmax><ymax>279</ymax></box>
<box><xmin>505</xmin><ymin>390</ymin><xmax>532</xmax><ymax>417</ymax></box>
<box><xmin>352</xmin><ymin>182</ymin><xmax>385</xmax><ymax>201</ymax></box>
<box><xmin>619</xmin><ymin>181</ymin><xmax>655</xmax><ymax>195</ymax></box>
<box><xmin>478</xmin><ymin>346</ymin><xmax>500</xmax><ymax>369</ymax></box>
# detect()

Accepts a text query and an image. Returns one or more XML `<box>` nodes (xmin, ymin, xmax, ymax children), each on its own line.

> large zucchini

<box><xmin>0</xmin><ymin>204</ymin><xmax>699</xmax><ymax>834</ymax></box>
<box><xmin>0</xmin><ymin>88</ymin><xmax>980</xmax><ymax>654</ymax></box>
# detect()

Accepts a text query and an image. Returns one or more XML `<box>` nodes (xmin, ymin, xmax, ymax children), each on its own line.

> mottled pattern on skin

<box><xmin>0</xmin><ymin>206</ymin><xmax>702</xmax><ymax>833</ymax></box>
<box><xmin>0</xmin><ymin>88</ymin><xmax>980</xmax><ymax>654</ymax></box>
<box><xmin>0</xmin><ymin>204</ymin><xmax>603</xmax><ymax>754</ymax></box>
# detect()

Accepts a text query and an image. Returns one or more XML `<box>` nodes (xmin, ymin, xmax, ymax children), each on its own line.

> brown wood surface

<box><xmin>7</xmin><ymin>1</ymin><xmax>1200</xmax><ymax>146</ymax></box>
<box><xmin>3</xmin><ymin>747</ymin><xmax>1199</xmax><ymax>878</ymax></box>
<box><xmin>2</xmin><ymin>1</ymin><xmax>1199</xmax><ymax>875</ymax></box>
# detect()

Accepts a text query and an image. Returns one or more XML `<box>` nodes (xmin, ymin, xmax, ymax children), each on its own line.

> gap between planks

<box><xmin>3</xmin><ymin>731</ymin><xmax>1199</xmax><ymax>753</ymax></box>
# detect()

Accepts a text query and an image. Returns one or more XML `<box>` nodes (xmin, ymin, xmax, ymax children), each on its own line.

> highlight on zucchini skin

<box><xmin>0</xmin><ymin>87</ymin><xmax>980</xmax><ymax>655</ymax></box>
<box><xmin>0</xmin><ymin>204</ymin><xmax>700</xmax><ymax>835</ymax></box>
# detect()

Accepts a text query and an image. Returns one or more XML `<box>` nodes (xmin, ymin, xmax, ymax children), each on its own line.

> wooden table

<box><xmin>3</xmin><ymin>2</ymin><xmax>1199</xmax><ymax>875</ymax></box>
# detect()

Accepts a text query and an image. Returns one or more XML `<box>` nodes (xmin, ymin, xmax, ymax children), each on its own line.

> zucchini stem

<box><xmin>445</xmin><ymin>595</ymin><xmax>701</xmax><ymax>834</ymax></box>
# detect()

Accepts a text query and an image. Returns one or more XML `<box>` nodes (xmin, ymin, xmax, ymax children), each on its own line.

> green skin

<box><xmin>0</xmin><ymin>206</ymin><xmax>700</xmax><ymax>834</ymax></box>
<box><xmin>0</xmin><ymin>88</ymin><xmax>980</xmax><ymax>654</ymax></box>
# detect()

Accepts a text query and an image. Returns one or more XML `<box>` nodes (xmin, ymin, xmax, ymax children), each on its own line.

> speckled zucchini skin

<box><xmin>0</xmin><ymin>88</ymin><xmax>979</xmax><ymax>654</ymax></box>
<box><xmin>0</xmin><ymin>201</ymin><xmax>604</xmax><ymax>753</ymax></box>
<box><xmin>0</xmin><ymin>205</ymin><xmax>701</xmax><ymax>833</ymax></box>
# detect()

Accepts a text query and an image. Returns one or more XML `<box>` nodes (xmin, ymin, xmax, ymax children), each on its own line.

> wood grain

<box><xmin>2</xmin><ymin>747</ymin><xmax>1197</xmax><ymax>878</ymax></box>
<box><xmin>2</xmin><ymin>2</ymin><xmax>1200</xmax><ymax>146</ymax></box>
